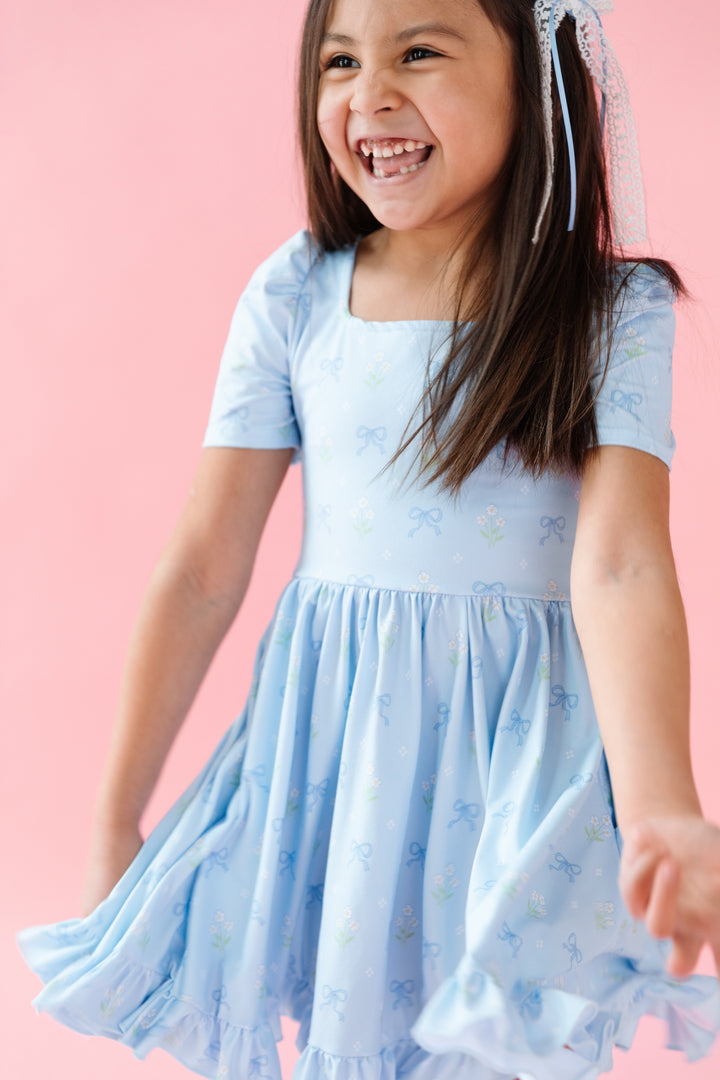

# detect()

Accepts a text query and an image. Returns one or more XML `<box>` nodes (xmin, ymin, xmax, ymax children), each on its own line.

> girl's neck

<box><xmin>350</xmin><ymin>227</ymin><xmax>482</xmax><ymax>324</ymax></box>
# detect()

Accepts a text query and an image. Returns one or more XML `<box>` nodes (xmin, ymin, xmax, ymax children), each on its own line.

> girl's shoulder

<box><xmin>245</xmin><ymin>228</ymin><xmax>323</xmax><ymax>299</ymax></box>
<box><xmin>241</xmin><ymin>228</ymin><xmax>350</xmax><ymax>338</ymax></box>
<box><xmin>610</xmin><ymin>260</ymin><xmax>678</xmax><ymax>322</ymax></box>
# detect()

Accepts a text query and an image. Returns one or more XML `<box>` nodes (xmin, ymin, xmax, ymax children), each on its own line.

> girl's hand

<box><xmin>81</xmin><ymin>823</ymin><xmax>143</xmax><ymax>917</ymax></box>
<box><xmin>619</xmin><ymin>814</ymin><xmax>720</xmax><ymax>978</ymax></box>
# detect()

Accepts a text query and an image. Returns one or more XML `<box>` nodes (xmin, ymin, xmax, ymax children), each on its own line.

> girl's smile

<box><xmin>317</xmin><ymin>0</ymin><xmax>516</xmax><ymax>246</ymax></box>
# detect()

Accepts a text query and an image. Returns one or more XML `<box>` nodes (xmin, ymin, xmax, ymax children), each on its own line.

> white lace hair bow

<box><xmin>532</xmin><ymin>0</ymin><xmax>646</xmax><ymax>245</ymax></box>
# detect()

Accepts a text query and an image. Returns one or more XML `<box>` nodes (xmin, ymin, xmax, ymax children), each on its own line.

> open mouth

<box><xmin>357</xmin><ymin>140</ymin><xmax>434</xmax><ymax>179</ymax></box>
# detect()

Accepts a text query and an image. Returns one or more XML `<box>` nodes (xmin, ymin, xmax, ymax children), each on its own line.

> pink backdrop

<box><xmin>2</xmin><ymin>1</ymin><xmax>719</xmax><ymax>1077</ymax></box>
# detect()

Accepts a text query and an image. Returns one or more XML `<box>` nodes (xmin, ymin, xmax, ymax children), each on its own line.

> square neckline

<box><xmin>343</xmin><ymin>236</ymin><xmax>460</xmax><ymax>330</ymax></box>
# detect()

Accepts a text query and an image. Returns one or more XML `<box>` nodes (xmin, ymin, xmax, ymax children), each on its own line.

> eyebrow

<box><xmin>320</xmin><ymin>22</ymin><xmax>469</xmax><ymax>48</ymax></box>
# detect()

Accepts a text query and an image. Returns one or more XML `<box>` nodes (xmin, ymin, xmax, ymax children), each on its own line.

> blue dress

<box><xmin>17</xmin><ymin>230</ymin><xmax>720</xmax><ymax>1079</ymax></box>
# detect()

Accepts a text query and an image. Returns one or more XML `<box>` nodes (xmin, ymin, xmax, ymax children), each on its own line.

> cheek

<box><xmin>316</xmin><ymin>91</ymin><xmax>346</xmax><ymax>146</ymax></box>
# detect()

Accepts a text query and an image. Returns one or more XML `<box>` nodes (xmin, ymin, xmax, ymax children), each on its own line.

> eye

<box><xmin>404</xmin><ymin>46</ymin><xmax>439</xmax><ymax>62</ymax></box>
<box><xmin>323</xmin><ymin>54</ymin><xmax>359</xmax><ymax>70</ymax></box>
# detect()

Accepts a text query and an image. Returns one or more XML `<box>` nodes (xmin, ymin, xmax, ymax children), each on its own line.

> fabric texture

<box><xmin>17</xmin><ymin>229</ymin><xmax>720</xmax><ymax>1080</ymax></box>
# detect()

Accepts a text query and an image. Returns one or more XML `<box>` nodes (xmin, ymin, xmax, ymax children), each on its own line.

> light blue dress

<box><xmin>17</xmin><ymin>230</ymin><xmax>720</xmax><ymax>1079</ymax></box>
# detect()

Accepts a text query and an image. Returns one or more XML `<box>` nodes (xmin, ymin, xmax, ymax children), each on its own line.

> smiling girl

<box><xmin>17</xmin><ymin>2</ymin><xmax>720</xmax><ymax>1078</ymax></box>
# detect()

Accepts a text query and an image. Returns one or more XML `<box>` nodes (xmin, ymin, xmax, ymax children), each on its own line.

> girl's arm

<box><xmin>571</xmin><ymin>444</ymin><xmax>720</xmax><ymax>974</ymax></box>
<box><xmin>82</xmin><ymin>445</ymin><xmax>294</xmax><ymax>914</ymax></box>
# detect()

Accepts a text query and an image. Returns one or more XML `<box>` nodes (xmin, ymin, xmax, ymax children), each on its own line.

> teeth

<box><xmin>359</xmin><ymin>138</ymin><xmax>428</xmax><ymax>158</ymax></box>
<box><xmin>374</xmin><ymin>158</ymin><xmax>429</xmax><ymax>179</ymax></box>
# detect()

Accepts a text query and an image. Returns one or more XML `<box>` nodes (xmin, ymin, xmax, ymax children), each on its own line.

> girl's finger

<box><xmin>619</xmin><ymin>844</ymin><xmax>666</xmax><ymax>919</ymax></box>
<box><xmin>666</xmin><ymin>933</ymin><xmax>703</xmax><ymax>978</ymax></box>
<box><xmin>643</xmin><ymin>856</ymin><xmax>679</xmax><ymax>941</ymax></box>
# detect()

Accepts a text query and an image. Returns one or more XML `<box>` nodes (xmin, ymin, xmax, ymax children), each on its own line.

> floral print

<box><xmin>17</xmin><ymin>231</ymin><xmax>719</xmax><ymax>1080</ymax></box>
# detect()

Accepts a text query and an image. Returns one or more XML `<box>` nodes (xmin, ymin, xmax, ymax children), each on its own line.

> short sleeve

<box><xmin>202</xmin><ymin>229</ymin><xmax>315</xmax><ymax>463</ymax></box>
<box><xmin>591</xmin><ymin>265</ymin><xmax>677</xmax><ymax>468</ymax></box>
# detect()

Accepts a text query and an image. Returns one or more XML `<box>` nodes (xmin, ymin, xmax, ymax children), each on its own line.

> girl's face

<box><xmin>316</xmin><ymin>0</ymin><xmax>516</xmax><ymax>243</ymax></box>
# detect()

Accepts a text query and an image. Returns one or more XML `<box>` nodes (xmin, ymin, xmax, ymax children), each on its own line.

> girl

<box><xmin>17</xmin><ymin>0</ymin><xmax>720</xmax><ymax>1078</ymax></box>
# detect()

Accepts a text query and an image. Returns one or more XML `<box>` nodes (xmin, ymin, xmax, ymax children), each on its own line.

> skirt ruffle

<box><xmin>17</xmin><ymin>576</ymin><xmax>720</xmax><ymax>1078</ymax></box>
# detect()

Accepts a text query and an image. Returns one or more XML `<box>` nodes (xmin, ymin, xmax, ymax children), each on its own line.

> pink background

<box><xmin>2</xmin><ymin>1</ymin><xmax>719</xmax><ymax>1077</ymax></box>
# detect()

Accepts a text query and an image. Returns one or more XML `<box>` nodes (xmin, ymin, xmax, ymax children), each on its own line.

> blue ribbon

<box><xmin>549</xmin><ymin>1</ymin><xmax>608</xmax><ymax>233</ymax></box>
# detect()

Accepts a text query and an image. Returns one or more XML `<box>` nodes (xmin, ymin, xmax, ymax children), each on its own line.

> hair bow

<box><xmin>532</xmin><ymin>0</ymin><xmax>646</xmax><ymax>246</ymax></box>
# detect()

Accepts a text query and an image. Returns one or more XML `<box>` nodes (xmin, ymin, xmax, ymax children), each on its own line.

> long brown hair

<box><xmin>296</xmin><ymin>0</ymin><xmax>687</xmax><ymax>491</ymax></box>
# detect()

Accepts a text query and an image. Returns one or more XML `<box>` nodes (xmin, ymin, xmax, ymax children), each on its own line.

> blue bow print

<box><xmin>406</xmin><ymin>841</ymin><xmax>426</xmax><ymax>868</ymax></box>
<box><xmin>472</xmin><ymin>580</ymin><xmax>506</xmax><ymax>598</ymax></box>
<box><xmin>321</xmin><ymin>984</ymin><xmax>348</xmax><ymax>1020</ymax></box>
<box><xmin>245</xmin><ymin>765</ymin><xmax>269</xmax><ymax>791</ymax></box>
<box><xmin>563</xmin><ymin>932</ymin><xmax>583</xmax><ymax>967</ymax></box>
<box><xmin>539</xmin><ymin>515</ymin><xmax>566</xmax><ymax>545</ymax></box>
<box><xmin>517</xmin><ymin>987</ymin><xmax>543</xmax><ymax>1020</ymax></box>
<box><xmin>390</xmin><ymin>979</ymin><xmax>415</xmax><ymax>1008</ymax></box>
<box><xmin>279</xmin><ymin>850</ymin><xmax>297</xmax><ymax>879</ymax></box>
<box><xmin>204</xmin><ymin>848</ymin><xmax>229</xmax><ymax>876</ymax></box>
<box><xmin>305</xmin><ymin>883</ymin><xmax>324</xmax><ymax>909</ymax></box>
<box><xmin>498</xmin><ymin>921</ymin><xmax>523</xmax><ymax>957</ymax></box>
<box><xmin>348</xmin><ymin>840</ymin><xmax>373</xmax><ymax>871</ymax></box>
<box><xmin>347</xmin><ymin>573</ymin><xmax>374</xmax><ymax>587</ymax></box>
<box><xmin>376</xmin><ymin>693</ymin><xmax>392</xmax><ymax>725</ymax></box>
<box><xmin>320</xmin><ymin>356</ymin><xmax>343</xmax><ymax>381</ymax></box>
<box><xmin>448</xmin><ymin>797</ymin><xmax>481</xmax><ymax>831</ymax></box>
<box><xmin>305</xmin><ymin>778</ymin><xmax>329</xmax><ymax>809</ymax></box>
<box><xmin>492</xmin><ymin>801</ymin><xmax>516</xmax><ymax>821</ymax></box>
<box><xmin>356</xmin><ymin>425</ymin><xmax>387</xmax><ymax>455</ymax></box>
<box><xmin>433</xmin><ymin>702</ymin><xmax>450</xmax><ymax>733</ymax></box>
<box><xmin>550</xmin><ymin>684</ymin><xmax>579</xmax><ymax>720</ymax></box>
<box><xmin>248</xmin><ymin>1055</ymin><xmax>272</xmax><ymax>1078</ymax></box>
<box><xmin>501</xmin><ymin>709</ymin><xmax>531</xmax><ymax>746</ymax></box>
<box><xmin>610</xmin><ymin>389</ymin><xmax>643</xmax><ymax>420</ymax></box>
<box><xmin>549</xmin><ymin>852</ymin><xmax>582</xmax><ymax>881</ymax></box>
<box><xmin>569</xmin><ymin>772</ymin><xmax>593</xmax><ymax>789</ymax></box>
<box><xmin>318</xmin><ymin>504</ymin><xmax>332</xmax><ymax>533</ymax></box>
<box><xmin>408</xmin><ymin>507</ymin><xmax>443</xmax><ymax>537</ymax></box>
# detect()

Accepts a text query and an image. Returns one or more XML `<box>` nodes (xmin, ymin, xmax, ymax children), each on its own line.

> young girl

<box><xmin>17</xmin><ymin>0</ymin><xmax>720</xmax><ymax>1077</ymax></box>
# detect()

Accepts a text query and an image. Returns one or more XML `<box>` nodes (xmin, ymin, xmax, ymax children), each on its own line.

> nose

<box><xmin>350</xmin><ymin>65</ymin><xmax>403</xmax><ymax>115</ymax></box>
